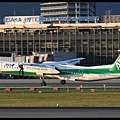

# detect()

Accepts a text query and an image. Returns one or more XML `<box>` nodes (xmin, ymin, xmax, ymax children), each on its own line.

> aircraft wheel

<box><xmin>60</xmin><ymin>80</ymin><xmax>66</xmax><ymax>85</ymax></box>
<box><xmin>41</xmin><ymin>82</ymin><xmax>47</xmax><ymax>86</ymax></box>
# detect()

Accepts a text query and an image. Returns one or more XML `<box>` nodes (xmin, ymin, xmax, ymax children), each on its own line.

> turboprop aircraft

<box><xmin>0</xmin><ymin>57</ymin><xmax>85</xmax><ymax>86</ymax></box>
<box><xmin>45</xmin><ymin>54</ymin><xmax>120</xmax><ymax>85</ymax></box>
<box><xmin>0</xmin><ymin>61</ymin><xmax>60</xmax><ymax>86</ymax></box>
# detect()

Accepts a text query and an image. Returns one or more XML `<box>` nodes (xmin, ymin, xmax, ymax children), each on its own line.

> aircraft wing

<box><xmin>42</xmin><ymin>57</ymin><xmax>85</xmax><ymax>65</ymax></box>
<box><xmin>60</xmin><ymin>57</ymin><xmax>85</xmax><ymax>65</ymax></box>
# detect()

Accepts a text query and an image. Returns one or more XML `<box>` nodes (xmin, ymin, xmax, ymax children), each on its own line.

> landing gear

<box><xmin>60</xmin><ymin>80</ymin><xmax>66</xmax><ymax>85</ymax></box>
<box><xmin>41</xmin><ymin>81</ymin><xmax>46</xmax><ymax>86</ymax></box>
<box><xmin>40</xmin><ymin>76</ymin><xmax>47</xmax><ymax>86</ymax></box>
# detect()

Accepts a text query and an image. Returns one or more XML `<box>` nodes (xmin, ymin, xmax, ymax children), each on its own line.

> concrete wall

<box><xmin>0</xmin><ymin>52</ymin><xmax>77</xmax><ymax>63</ymax></box>
<box><xmin>0</xmin><ymin>22</ymin><xmax>120</xmax><ymax>30</ymax></box>
<box><xmin>53</xmin><ymin>52</ymin><xmax>77</xmax><ymax>61</ymax></box>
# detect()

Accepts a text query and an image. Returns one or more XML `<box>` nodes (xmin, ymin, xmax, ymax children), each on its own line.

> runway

<box><xmin>0</xmin><ymin>78</ymin><xmax>120</xmax><ymax>84</ymax></box>
<box><xmin>0</xmin><ymin>107</ymin><xmax>120</xmax><ymax>118</ymax></box>
<box><xmin>0</xmin><ymin>78</ymin><xmax>120</xmax><ymax>89</ymax></box>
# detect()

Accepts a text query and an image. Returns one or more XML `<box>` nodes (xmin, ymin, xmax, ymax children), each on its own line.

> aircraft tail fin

<box><xmin>109</xmin><ymin>54</ymin><xmax>120</xmax><ymax>73</ymax></box>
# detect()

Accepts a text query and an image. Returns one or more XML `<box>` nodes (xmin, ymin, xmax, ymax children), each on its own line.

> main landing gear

<box><xmin>60</xmin><ymin>80</ymin><xmax>66</xmax><ymax>85</ymax></box>
<box><xmin>40</xmin><ymin>75</ymin><xmax>67</xmax><ymax>86</ymax></box>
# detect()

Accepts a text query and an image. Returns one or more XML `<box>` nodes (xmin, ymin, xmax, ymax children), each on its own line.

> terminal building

<box><xmin>0</xmin><ymin>3</ymin><xmax>120</xmax><ymax>65</ymax></box>
<box><xmin>0</xmin><ymin>15</ymin><xmax>120</xmax><ymax>65</ymax></box>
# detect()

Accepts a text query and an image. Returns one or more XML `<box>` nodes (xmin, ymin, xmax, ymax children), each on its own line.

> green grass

<box><xmin>0</xmin><ymin>88</ymin><xmax>120</xmax><ymax>107</ymax></box>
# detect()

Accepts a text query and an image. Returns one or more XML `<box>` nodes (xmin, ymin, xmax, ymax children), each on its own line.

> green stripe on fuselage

<box><xmin>1</xmin><ymin>71</ymin><xmax>37</xmax><ymax>76</ymax></box>
<box><xmin>58</xmin><ymin>68</ymin><xmax>110</xmax><ymax>75</ymax></box>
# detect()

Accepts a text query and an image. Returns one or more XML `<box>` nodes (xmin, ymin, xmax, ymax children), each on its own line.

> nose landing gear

<box><xmin>40</xmin><ymin>76</ymin><xmax>47</xmax><ymax>86</ymax></box>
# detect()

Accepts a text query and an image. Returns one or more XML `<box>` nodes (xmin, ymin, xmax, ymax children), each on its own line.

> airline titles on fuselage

<box><xmin>3</xmin><ymin>63</ymin><xmax>48</xmax><ymax>71</ymax></box>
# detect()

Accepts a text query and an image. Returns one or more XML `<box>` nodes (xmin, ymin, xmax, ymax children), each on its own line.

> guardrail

<box><xmin>0</xmin><ymin>85</ymin><xmax>119</xmax><ymax>92</ymax></box>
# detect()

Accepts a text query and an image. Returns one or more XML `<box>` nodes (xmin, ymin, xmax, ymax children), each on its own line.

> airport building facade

<box><xmin>0</xmin><ymin>15</ymin><xmax>120</xmax><ymax>65</ymax></box>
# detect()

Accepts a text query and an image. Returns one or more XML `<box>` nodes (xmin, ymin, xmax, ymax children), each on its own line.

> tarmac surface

<box><xmin>0</xmin><ymin>78</ymin><xmax>120</xmax><ymax>84</ymax></box>
<box><xmin>0</xmin><ymin>107</ymin><xmax>120</xmax><ymax>118</ymax></box>
<box><xmin>0</xmin><ymin>78</ymin><xmax>120</xmax><ymax>89</ymax></box>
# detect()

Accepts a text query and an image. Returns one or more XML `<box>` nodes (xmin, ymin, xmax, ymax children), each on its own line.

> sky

<box><xmin>96</xmin><ymin>2</ymin><xmax>120</xmax><ymax>15</ymax></box>
<box><xmin>0</xmin><ymin>2</ymin><xmax>120</xmax><ymax>22</ymax></box>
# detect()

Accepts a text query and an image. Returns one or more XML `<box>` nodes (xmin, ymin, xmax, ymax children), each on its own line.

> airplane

<box><xmin>44</xmin><ymin>54</ymin><xmax>120</xmax><ymax>85</ymax></box>
<box><xmin>1</xmin><ymin>55</ymin><xmax>120</xmax><ymax>86</ymax></box>
<box><xmin>0</xmin><ymin>57</ymin><xmax>85</xmax><ymax>86</ymax></box>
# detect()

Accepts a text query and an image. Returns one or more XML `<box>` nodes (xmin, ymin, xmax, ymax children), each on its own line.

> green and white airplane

<box><xmin>1</xmin><ymin>55</ymin><xmax>120</xmax><ymax>86</ymax></box>
<box><xmin>0</xmin><ymin>57</ymin><xmax>84</xmax><ymax>86</ymax></box>
<box><xmin>46</xmin><ymin>54</ymin><xmax>120</xmax><ymax>85</ymax></box>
